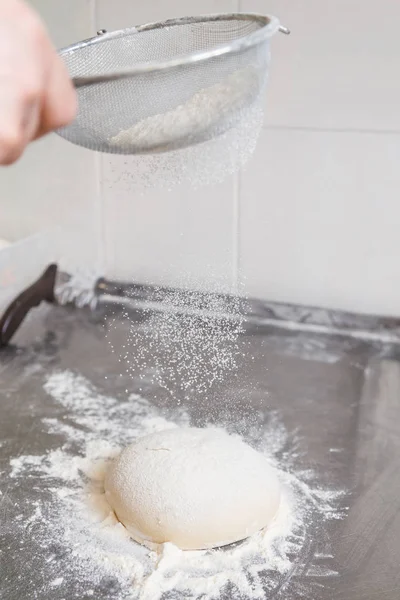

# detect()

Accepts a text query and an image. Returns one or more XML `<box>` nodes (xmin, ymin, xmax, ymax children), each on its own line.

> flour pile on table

<box><xmin>8</xmin><ymin>371</ymin><xmax>346</xmax><ymax>600</ymax></box>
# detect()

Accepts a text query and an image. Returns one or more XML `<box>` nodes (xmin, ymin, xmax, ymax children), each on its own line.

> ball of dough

<box><xmin>105</xmin><ymin>427</ymin><xmax>280</xmax><ymax>550</ymax></box>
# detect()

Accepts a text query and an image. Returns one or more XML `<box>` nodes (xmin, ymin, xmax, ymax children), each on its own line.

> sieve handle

<box><xmin>72</xmin><ymin>73</ymin><xmax>132</xmax><ymax>88</ymax></box>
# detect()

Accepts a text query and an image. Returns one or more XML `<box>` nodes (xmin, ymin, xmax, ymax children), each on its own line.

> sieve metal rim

<box><xmin>59</xmin><ymin>13</ymin><xmax>281</xmax><ymax>86</ymax></box>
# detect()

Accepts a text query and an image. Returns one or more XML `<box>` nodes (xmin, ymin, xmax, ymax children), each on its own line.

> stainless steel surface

<box><xmin>57</xmin><ymin>14</ymin><xmax>283</xmax><ymax>155</ymax></box>
<box><xmin>1</xmin><ymin>302</ymin><xmax>400</xmax><ymax>599</ymax></box>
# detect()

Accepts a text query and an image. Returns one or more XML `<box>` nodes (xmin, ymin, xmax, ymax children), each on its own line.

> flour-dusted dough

<box><xmin>104</xmin><ymin>427</ymin><xmax>281</xmax><ymax>550</ymax></box>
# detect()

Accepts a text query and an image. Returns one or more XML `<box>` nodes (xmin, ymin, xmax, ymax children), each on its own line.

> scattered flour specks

<box><xmin>105</xmin><ymin>98</ymin><xmax>265</xmax><ymax>194</ymax></box>
<box><xmin>8</xmin><ymin>370</ymin><xmax>346</xmax><ymax>600</ymax></box>
<box><xmin>107</xmin><ymin>286</ymin><xmax>245</xmax><ymax>403</ymax></box>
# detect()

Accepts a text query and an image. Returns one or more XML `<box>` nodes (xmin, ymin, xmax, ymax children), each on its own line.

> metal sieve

<box><xmin>57</xmin><ymin>13</ymin><xmax>289</xmax><ymax>155</ymax></box>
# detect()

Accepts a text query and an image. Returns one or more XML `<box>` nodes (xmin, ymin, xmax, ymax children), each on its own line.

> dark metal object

<box><xmin>95</xmin><ymin>276</ymin><xmax>400</xmax><ymax>340</ymax></box>
<box><xmin>1</xmin><ymin>299</ymin><xmax>400</xmax><ymax>599</ymax></box>
<box><xmin>0</xmin><ymin>264</ymin><xmax>98</xmax><ymax>347</ymax></box>
<box><xmin>4</xmin><ymin>265</ymin><xmax>400</xmax><ymax>349</ymax></box>
<box><xmin>0</xmin><ymin>264</ymin><xmax>57</xmax><ymax>347</ymax></box>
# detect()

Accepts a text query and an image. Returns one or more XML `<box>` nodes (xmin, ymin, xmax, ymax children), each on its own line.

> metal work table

<box><xmin>1</xmin><ymin>299</ymin><xmax>400</xmax><ymax>599</ymax></box>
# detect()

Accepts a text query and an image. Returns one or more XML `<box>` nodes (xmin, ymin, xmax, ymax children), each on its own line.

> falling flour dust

<box><xmin>104</xmin><ymin>65</ymin><xmax>267</xmax><ymax>193</ymax></box>
<box><xmin>106</xmin><ymin>99</ymin><xmax>264</xmax><ymax>193</ymax></box>
<box><xmin>106</xmin><ymin>286</ymin><xmax>246</xmax><ymax>403</ymax></box>
<box><xmin>7</xmin><ymin>370</ymin><xmax>346</xmax><ymax>600</ymax></box>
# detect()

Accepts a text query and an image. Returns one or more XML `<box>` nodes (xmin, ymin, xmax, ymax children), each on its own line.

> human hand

<box><xmin>0</xmin><ymin>0</ymin><xmax>77</xmax><ymax>165</ymax></box>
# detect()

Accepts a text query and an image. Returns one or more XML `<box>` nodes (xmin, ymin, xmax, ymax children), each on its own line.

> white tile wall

<box><xmin>0</xmin><ymin>137</ymin><xmax>100</xmax><ymax>267</ymax></box>
<box><xmin>96</xmin><ymin>0</ymin><xmax>237</xmax><ymax>32</ymax></box>
<box><xmin>96</xmin><ymin>0</ymin><xmax>238</xmax><ymax>292</ymax></box>
<box><xmin>0</xmin><ymin>0</ymin><xmax>101</xmax><ymax>274</ymax></box>
<box><xmin>242</xmin><ymin>0</ymin><xmax>400</xmax><ymax>131</ymax></box>
<box><xmin>1</xmin><ymin>0</ymin><xmax>400</xmax><ymax>315</ymax></box>
<box><xmin>101</xmin><ymin>156</ymin><xmax>235</xmax><ymax>291</ymax></box>
<box><xmin>31</xmin><ymin>0</ymin><xmax>94</xmax><ymax>48</ymax></box>
<box><xmin>239</xmin><ymin>128</ymin><xmax>400</xmax><ymax>315</ymax></box>
<box><xmin>236</xmin><ymin>0</ymin><xmax>400</xmax><ymax>315</ymax></box>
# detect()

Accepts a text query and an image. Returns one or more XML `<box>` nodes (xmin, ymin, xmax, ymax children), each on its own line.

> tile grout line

<box><xmin>230</xmin><ymin>1</ymin><xmax>241</xmax><ymax>294</ymax></box>
<box><xmin>94</xmin><ymin>154</ymin><xmax>107</xmax><ymax>276</ymax></box>
<box><xmin>262</xmin><ymin>124</ymin><xmax>400</xmax><ymax>136</ymax></box>
<box><xmin>91</xmin><ymin>0</ymin><xmax>108</xmax><ymax>276</ymax></box>
<box><xmin>231</xmin><ymin>172</ymin><xmax>240</xmax><ymax>294</ymax></box>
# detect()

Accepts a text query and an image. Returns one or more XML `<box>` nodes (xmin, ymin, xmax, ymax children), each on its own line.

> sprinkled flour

<box><xmin>104</xmin><ymin>98</ymin><xmax>265</xmax><ymax>193</ymax></box>
<box><xmin>110</xmin><ymin>69</ymin><xmax>260</xmax><ymax>153</ymax></box>
<box><xmin>8</xmin><ymin>370</ymin><xmax>346</xmax><ymax>600</ymax></box>
<box><xmin>107</xmin><ymin>286</ymin><xmax>244</xmax><ymax>402</ymax></box>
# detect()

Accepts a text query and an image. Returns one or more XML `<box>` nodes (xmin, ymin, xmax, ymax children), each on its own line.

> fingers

<box><xmin>0</xmin><ymin>0</ymin><xmax>77</xmax><ymax>165</ymax></box>
<box><xmin>0</xmin><ymin>55</ymin><xmax>43</xmax><ymax>165</ymax></box>
<box><xmin>34</xmin><ymin>53</ymin><xmax>77</xmax><ymax>140</ymax></box>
